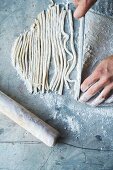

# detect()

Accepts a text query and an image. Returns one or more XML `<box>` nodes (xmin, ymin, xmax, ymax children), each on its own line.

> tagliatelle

<box><xmin>12</xmin><ymin>4</ymin><xmax>77</xmax><ymax>95</ymax></box>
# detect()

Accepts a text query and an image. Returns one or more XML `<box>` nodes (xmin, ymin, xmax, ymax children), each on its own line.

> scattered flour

<box><xmin>66</xmin><ymin>116</ymin><xmax>80</xmax><ymax>132</ymax></box>
<box><xmin>53</xmin><ymin>113</ymin><xmax>80</xmax><ymax>133</ymax></box>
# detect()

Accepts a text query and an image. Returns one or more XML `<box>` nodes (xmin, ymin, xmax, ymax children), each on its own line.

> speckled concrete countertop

<box><xmin>0</xmin><ymin>0</ymin><xmax>113</xmax><ymax>169</ymax></box>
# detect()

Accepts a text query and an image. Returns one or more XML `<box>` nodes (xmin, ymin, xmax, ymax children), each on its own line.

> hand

<box><xmin>79</xmin><ymin>55</ymin><xmax>113</xmax><ymax>106</ymax></box>
<box><xmin>73</xmin><ymin>0</ymin><xmax>97</xmax><ymax>18</ymax></box>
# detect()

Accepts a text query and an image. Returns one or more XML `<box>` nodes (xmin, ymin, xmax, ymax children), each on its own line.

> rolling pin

<box><xmin>0</xmin><ymin>91</ymin><xmax>60</xmax><ymax>147</ymax></box>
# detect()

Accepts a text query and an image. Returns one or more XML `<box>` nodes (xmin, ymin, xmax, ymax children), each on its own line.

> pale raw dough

<box><xmin>12</xmin><ymin>4</ymin><xmax>77</xmax><ymax>95</ymax></box>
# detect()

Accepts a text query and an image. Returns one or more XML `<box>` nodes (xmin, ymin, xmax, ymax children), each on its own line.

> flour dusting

<box><xmin>66</xmin><ymin>116</ymin><xmax>80</xmax><ymax>132</ymax></box>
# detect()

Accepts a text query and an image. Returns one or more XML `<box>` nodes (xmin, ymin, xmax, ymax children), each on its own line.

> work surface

<box><xmin>0</xmin><ymin>0</ymin><xmax>113</xmax><ymax>169</ymax></box>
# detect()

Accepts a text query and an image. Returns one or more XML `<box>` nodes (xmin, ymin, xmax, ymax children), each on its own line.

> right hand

<box><xmin>73</xmin><ymin>0</ymin><xmax>97</xmax><ymax>18</ymax></box>
<box><xmin>79</xmin><ymin>55</ymin><xmax>113</xmax><ymax>106</ymax></box>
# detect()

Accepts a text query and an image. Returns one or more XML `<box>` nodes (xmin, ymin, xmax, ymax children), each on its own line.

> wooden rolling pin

<box><xmin>0</xmin><ymin>91</ymin><xmax>60</xmax><ymax>147</ymax></box>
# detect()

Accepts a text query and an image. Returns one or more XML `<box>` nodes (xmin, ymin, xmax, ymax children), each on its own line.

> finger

<box><xmin>73</xmin><ymin>0</ymin><xmax>79</xmax><ymax>6</ymax></box>
<box><xmin>81</xmin><ymin>71</ymin><xmax>100</xmax><ymax>92</ymax></box>
<box><xmin>90</xmin><ymin>83</ymin><xmax>113</xmax><ymax>106</ymax></box>
<box><xmin>79</xmin><ymin>80</ymin><xmax>105</xmax><ymax>102</ymax></box>
<box><xmin>74</xmin><ymin>0</ymin><xmax>97</xmax><ymax>18</ymax></box>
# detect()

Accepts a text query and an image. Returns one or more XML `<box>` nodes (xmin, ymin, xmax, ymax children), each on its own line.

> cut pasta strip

<box><xmin>39</xmin><ymin>13</ymin><xmax>43</xmax><ymax>91</ymax></box>
<box><xmin>50</xmin><ymin>5</ymin><xmax>60</xmax><ymax>91</ymax></box>
<box><xmin>51</xmin><ymin>7</ymin><xmax>63</xmax><ymax>92</ymax></box>
<box><xmin>65</xmin><ymin>9</ymin><xmax>77</xmax><ymax>83</ymax></box>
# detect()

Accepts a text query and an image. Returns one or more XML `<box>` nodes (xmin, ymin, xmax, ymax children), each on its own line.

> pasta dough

<box><xmin>12</xmin><ymin>3</ymin><xmax>77</xmax><ymax>95</ymax></box>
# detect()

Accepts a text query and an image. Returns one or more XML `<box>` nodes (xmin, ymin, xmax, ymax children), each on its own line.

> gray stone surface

<box><xmin>0</xmin><ymin>0</ymin><xmax>113</xmax><ymax>170</ymax></box>
<box><xmin>92</xmin><ymin>0</ymin><xmax>113</xmax><ymax>18</ymax></box>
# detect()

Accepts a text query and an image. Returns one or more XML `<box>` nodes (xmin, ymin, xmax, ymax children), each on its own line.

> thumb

<box><xmin>73</xmin><ymin>0</ymin><xmax>79</xmax><ymax>6</ymax></box>
<box><xmin>74</xmin><ymin>0</ymin><xmax>96</xmax><ymax>19</ymax></box>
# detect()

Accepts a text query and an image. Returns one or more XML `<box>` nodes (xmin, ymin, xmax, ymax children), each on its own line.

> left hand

<box><xmin>79</xmin><ymin>55</ymin><xmax>113</xmax><ymax>106</ymax></box>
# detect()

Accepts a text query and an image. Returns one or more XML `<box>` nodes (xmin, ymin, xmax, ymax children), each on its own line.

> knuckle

<box><xmin>93</xmin><ymin>68</ymin><xmax>100</xmax><ymax>76</ymax></box>
<box><xmin>97</xmin><ymin>68</ymin><xmax>104</xmax><ymax>75</ymax></box>
<box><xmin>101</xmin><ymin>76</ymin><xmax>111</xmax><ymax>84</ymax></box>
<box><xmin>102</xmin><ymin>77</ymin><xmax>108</xmax><ymax>83</ymax></box>
<box><xmin>89</xmin><ymin>88</ymin><xmax>95</xmax><ymax>95</ymax></box>
<box><xmin>93</xmin><ymin>71</ymin><xmax>99</xmax><ymax>78</ymax></box>
<box><xmin>100</xmin><ymin>95</ymin><xmax>106</xmax><ymax>100</ymax></box>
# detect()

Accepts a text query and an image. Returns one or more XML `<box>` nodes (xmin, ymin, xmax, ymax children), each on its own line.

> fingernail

<box><xmin>81</xmin><ymin>87</ymin><xmax>87</xmax><ymax>93</ymax></box>
<box><xmin>81</xmin><ymin>85</ymin><xmax>89</xmax><ymax>93</ymax></box>
<box><xmin>79</xmin><ymin>94</ymin><xmax>90</xmax><ymax>102</ymax></box>
<box><xmin>81</xmin><ymin>85</ymin><xmax>91</xmax><ymax>93</ymax></box>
